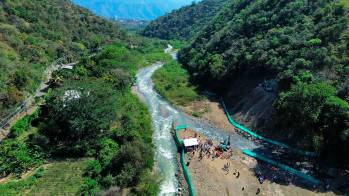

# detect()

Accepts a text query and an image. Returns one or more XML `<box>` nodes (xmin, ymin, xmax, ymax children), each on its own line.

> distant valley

<box><xmin>0</xmin><ymin>0</ymin><xmax>348</xmax><ymax>195</ymax></box>
<box><xmin>71</xmin><ymin>0</ymin><xmax>200</xmax><ymax>20</ymax></box>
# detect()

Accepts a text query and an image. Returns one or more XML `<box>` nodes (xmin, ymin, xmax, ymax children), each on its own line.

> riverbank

<box><xmin>180</xmin><ymin>96</ymin><xmax>235</xmax><ymax>133</ymax></box>
<box><xmin>152</xmin><ymin>61</ymin><xmax>236</xmax><ymax>135</ymax></box>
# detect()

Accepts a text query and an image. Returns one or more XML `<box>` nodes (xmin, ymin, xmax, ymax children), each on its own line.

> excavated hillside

<box><xmin>179</xmin><ymin>0</ymin><xmax>349</xmax><ymax>164</ymax></box>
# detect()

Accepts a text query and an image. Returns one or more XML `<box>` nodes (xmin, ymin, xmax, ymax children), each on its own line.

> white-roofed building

<box><xmin>62</xmin><ymin>65</ymin><xmax>74</xmax><ymax>70</ymax></box>
<box><xmin>183</xmin><ymin>138</ymin><xmax>199</xmax><ymax>151</ymax></box>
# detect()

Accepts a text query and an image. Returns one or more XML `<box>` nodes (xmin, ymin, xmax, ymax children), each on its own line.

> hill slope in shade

<box><xmin>71</xmin><ymin>0</ymin><xmax>200</xmax><ymax>20</ymax></box>
<box><xmin>143</xmin><ymin>0</ymin><xmax>228</xmax><ymax>40</ymax></box>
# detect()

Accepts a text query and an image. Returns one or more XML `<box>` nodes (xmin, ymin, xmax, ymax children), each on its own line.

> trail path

<box><xmin>0</xmin><ymin>58</ymin><xmax>78</xmax><ymax>136</ymax></box>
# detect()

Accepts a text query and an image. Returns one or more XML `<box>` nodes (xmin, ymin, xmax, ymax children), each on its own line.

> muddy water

<box><xmin>135</xmin><ymin>45</ymin><xmax>258</xmax><ymax>195</ymax></box>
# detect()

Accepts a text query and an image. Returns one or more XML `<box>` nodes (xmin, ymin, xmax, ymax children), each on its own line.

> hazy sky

<box><xmin>72</xmin><ymin>0</ymin><xmax>200</xmax><ymax>20</ymax></box>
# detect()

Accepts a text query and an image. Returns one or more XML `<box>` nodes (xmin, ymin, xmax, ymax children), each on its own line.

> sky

<box><xmin>72</xmin><ymin>0</ymin><xmax>200</xmax><ymax>20</ymax></box>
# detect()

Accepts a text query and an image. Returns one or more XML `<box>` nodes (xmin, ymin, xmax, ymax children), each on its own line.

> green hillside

<box><xmin>142</xmin><ymin>0</ymin><xmax>228</xmax><ymax>40</ymax></box>
<box><xmin>178</xmin><ymin>0</ymin><xmax>349</xmax><ymax>165</ymax></box>
<box><xmin>0</xmin><ymin>0</ymin><xmax>124</xmax><ymax>118</ymax></box>
<box><xmin>0</xmin><ymin>39</ymin><xmax>170</xmax><ymax>194</ymax></box>
<box><xmin>0</xmin><ymin>0</ymin><xmax>172</xmax><ymax>195</ymax></box>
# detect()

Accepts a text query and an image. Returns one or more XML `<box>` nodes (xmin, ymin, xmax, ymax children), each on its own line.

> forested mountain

<box><xmin>71</xmin><ymin>0</ymin><xmax>200</xmax><ymax>20</ymax></box>
<box><xmin>179</xmin><ymin>0</ymin><xmax>349</xmax><ymax>165</ymax></box>
<box><xmin>0</xmin><ymin>0</ymin><xmax>173</xmax><ymax>194</ymax></box>
<box><xmin>0</xmin><ymin>0</ymin><xmax>124</xmax><ymax>118</ymax></box>
<box><xmin>142</xmin><ymin>0</ymin><xmax>228</xmax><ymax>40</ymax></box>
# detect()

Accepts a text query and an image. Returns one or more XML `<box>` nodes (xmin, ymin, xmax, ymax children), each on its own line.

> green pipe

<box><xmin>175</xmin><ymin>125</ymin><xmax>196</xmax><ymax>196</ymax></box>
<box><xmin>242</xmin><ymin>149</ymin><xmax>322</xmax><ymax>185</ymax></box>
<box><xmin>220</xmin><ymin>98</ymin><xmax>319</xmax><ymax>157</ymax></box>
<box><xmin>180</xmin><ymin>148</ymin><xmax>195</xmax><ymax>196</ymax></box>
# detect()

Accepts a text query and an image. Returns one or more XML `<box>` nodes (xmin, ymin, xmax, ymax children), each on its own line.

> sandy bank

<box><xmin>180</xmin><ymin>96</ymin><xmax>235</xmax><ymax>134</ymax></box>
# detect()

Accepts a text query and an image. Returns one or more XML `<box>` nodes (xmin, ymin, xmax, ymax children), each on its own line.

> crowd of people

<box><xmin>184</xmin><ymin>135</ymin><xmax>264</xmax><ymax>195</ymax></box>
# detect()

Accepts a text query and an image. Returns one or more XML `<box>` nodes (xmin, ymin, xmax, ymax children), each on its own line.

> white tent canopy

<box><xmin>183</xmin><ymin>138</ymin><xmax>199</xmax><ymax>148</ymax></box>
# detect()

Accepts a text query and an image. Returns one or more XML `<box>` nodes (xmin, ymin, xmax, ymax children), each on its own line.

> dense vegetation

<box><xmin>274</xmin><ymin>82</ymin><xmax>349</xmax><ymax>163</ymax></box>
<box><xmin>0</xmin><ymin>0</ymin><xmax>173</xmax><ymax>194</ymax></box>
<box><xmin>142</xmin><ymin>0</ymin><xmax>228</xmax><ymax>40</ymax></box>
<box><xmin>0</xmin><ymin>39</ymin><xmax>170</xmax><ymax>195</ymax></box>
<box><xmin>179</xmin><ymin>0</ymin><xmax>349</xmax><ymax>165</ymax></box>
<box><xmin>152</xmin><ymin>61</ymin><xmax>201</xmax><ymax>106</ymax></box>
<box><xmin>0</xmin><ymin>111</ymin><xmax>43</xmax><ymax>178</ymax></box>
<box><xmin>0</xmin><ymin>0</ymin><xmax>125</xmax><ymax>118</ymax></box>
<box><xmin>42</xmin><ymin>41</ymin><xmax>169</xmax><ymax>194</ymax></box>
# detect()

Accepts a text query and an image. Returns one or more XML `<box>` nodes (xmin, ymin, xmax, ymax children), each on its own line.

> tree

<box><xmin>107</xmin><ymin>140</ymin><xmax>154</xmax><ymax>187</ymax></box>
<box><xmin>275</xmin><ymin>82</ymin><xmax>336</xmax><ymax>134</ymax></box>
<box><xmin>275</xmin><ymin>81</ymin><xmax>349</xmax><ymax>164</ymax></box>
<box><xmin>97</xmin><ymin>138</ymin><xmax>119</xmax><ymax>168</ymax></box>
<box><xmin>38</xmin><ymin>81</ymin><xmax>116</xmax><ymax>154</ymax></box>
<box><xmin>208</xmin><ymin>54</ymin><xmax>225</xmax><ymax>80</ymax></box>
<box><xmin>133</xmin><ymin>172</ymin><xmax>160</xmax><ymax>196</ymax></box>
<box><xmin>12</xmin><ymin>69</ymin><xmax>30</xmax><ymax>89</ymax></box>
<box><xmin>102</xmin><ymin>69</ymin><xmax>132</xmax><ymax>89</ymax></box>
<box><xmin>319</xmin><ymin>96</ymin><xmax>349</xmax><ymax>163</ymax></box>
<box><xmin>85</xmin><ymin>160</ymin><xmax>102</xmax><ymax>179</ymax></box>
<box><xmin>7</xmin><ymin>86</ymin><xmax>24</xmax><ymax>105</ymax></box>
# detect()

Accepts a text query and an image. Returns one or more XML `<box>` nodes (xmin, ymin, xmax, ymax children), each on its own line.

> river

<box><xmin>135</xmin><ymin>45</ymin><xmax>257</xmax><ymax>195</ymax></box>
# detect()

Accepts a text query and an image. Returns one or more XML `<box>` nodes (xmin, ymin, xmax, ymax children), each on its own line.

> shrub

<box><xmin>99</xmin><ymin>174</ymin><xmax>117</xmax><ymax>188</ymax></box>
<box><xmin>85</xmin><ymin>160</ymin><xmax>102</xmax><ymax>179</ymax></box>
<box><xmin>97</xmin><ymin>138</ymin><xmax>119</xmax><ymax>168</ymax></box>
<box><xmin>80</xmin><ymin>178</ymin><xmax>99</xmax><ymax>196</ymax></box>
<box><xmin>12</xmin><ymin>69</ymin><xmax>30</xmax><ymax>90</ymax></box>
<box><xmin>9</xmin><ymin>115</ymin><xmax>31</xmax><ymax>138</ymax></box>
<box><xmin>0</xmin><ymin>140</ymin><xmax>43</xmax><ymax>177</ymax></box>
<box><xmin>7</xmin><ymin>86</ymin><xmax>24</xmax><ymax>105</ymax></box>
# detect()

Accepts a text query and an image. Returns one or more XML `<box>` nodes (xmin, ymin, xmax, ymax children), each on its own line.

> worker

<box><xmin>258</xmin><ymin>176</ymin><xmax>264</xmax><ymax>184</ymax></box>
<box><xmin>236</xmin><ymin>171</ymin><xmax>240</xmax><ymax>178</ymax></box>
<box><xmin>199</xmin><ymin>150</ymin><xmax>203</xmax><ymax>160</ymax></box>
<box><xmin>242</xmin><ymin>187</ymin><xmax>245</xmax><ymax>191</ymax></box>
<box><xmin>256</xmin><ymin>188</ymin><xmax>260</xmax><ymax>195</ymax></box>
<box><xmin>233</xmin><ymin>169</ymin><xmax>237</xmax><ymax>175</ymax></box>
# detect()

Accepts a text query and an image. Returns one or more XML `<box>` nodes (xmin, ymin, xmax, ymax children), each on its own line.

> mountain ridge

<box><xmin>142</xmin><ymin>0</ymin><xmax>228</xmax><ymax>40</ymax></box>
<box><xmin>72</xmin><ymin>0</ymin><xmax>200</xmax><ymax>20</ymax></box>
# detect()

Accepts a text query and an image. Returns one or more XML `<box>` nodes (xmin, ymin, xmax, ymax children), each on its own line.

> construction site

<box><xmin>173</xmin><ymin>126</ymin><xmax>336</xmax><ymax>196</ymax></box>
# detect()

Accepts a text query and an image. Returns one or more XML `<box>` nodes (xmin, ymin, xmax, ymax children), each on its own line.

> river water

<box><xmin>135</xmin><ymin>45</ymin><xmax>257</xmax><ymax>195</ymax></box>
